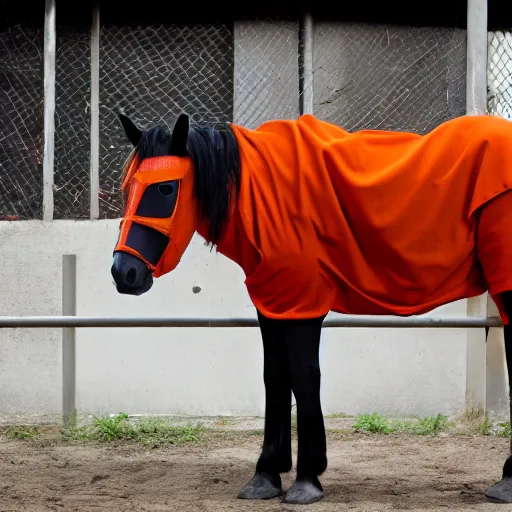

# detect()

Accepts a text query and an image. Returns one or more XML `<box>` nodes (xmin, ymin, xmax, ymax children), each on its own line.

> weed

<box><xmin>417</xmin><ymin>414</ymin><xmax>449</xmax><ymax>435</ymax></box>
<box><xmin>394</xmin><ymin>414</ymin><xmax>449</xmax><ymax>435</ymax></box>
<box><xmin>94</xmin><ymin>412</ymin><xmax>132</xmax><ymax>441</ymax></box>
<box><xmin>498</xmin><ymin>421</ymin><xmax>512</xmax><ymax>437</ymax></box>
<box><xmin>6</xmin><ymin>426</ymin><xmax>40</xmax><ymax>440</ymax></box>
<box><xmin>353</xmin><ymin>413</ymin><xmax>394</xmax><ymax>434</ymax></box>
<box><xmin>480</xmin><ymin>413</ymin><xmax>490</xmax><ymax>436</ymax></box>
<box><xmin>135</xmin><ymin>419</ymin><xmax>203</xmax><ymax>446</ymax></box>
<box><xmin>63</xmin><ymin>425</ymin><xmax>90</xmax><ymax>441</ymax></box>
<box><xmin>62</xmin><ymin>413</ymin><xmax>203</xmax><ymax>446</ymax></box>
<box><xmin>460</xmin><ymin>402</ymin><xmax>485</xmax><ymax>423</ymax></box>
<box><xmin>353</xmin><ymin>413</ymin><xmax>450</xmax><ymax>436</ymax></box>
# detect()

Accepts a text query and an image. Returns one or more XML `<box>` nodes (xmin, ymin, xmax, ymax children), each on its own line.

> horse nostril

<box><xmin>126</xmin><ymin>267</ymin><xmax>137</xmax><ymax>285</ymax></box>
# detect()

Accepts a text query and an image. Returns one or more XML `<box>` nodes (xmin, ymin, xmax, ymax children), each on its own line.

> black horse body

<box><xmin>111</xmin><ymin>113</ymin><xmax>512</xmax><ymax>505</ymax></box>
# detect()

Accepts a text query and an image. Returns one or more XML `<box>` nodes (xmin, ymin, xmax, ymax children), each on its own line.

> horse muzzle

<box><xmin>111</xmin><ymin>251</ymin><xmax>154</xmax><ymax>296</ymax></box>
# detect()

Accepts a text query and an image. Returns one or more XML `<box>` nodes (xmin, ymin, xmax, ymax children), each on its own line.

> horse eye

<box><xmin>158</xmin><ymin>184</ymin><xmax>174</xmax><ymax>196</ymax></box>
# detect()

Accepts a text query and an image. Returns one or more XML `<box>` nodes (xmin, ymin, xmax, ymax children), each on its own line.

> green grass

<box><xmin>353</xmin><ymin>413</ymin><xmax>394</xmax><ymax>434</ymax></box>
<box><xmin>498</xmin><ymin>421</ymin><xmax>512</xmax><ymax>437</ymax></box>
<box><xmin>62</xmin><ymin>412</ymin><xmax>204</xmax><ymax>446</ymax></box>
<box><xmin>6</xmin><ymin>426</ymin><xmax>41</xmax><ymax>440</ymax></box>
<box><xmin>393</xmin><ymin>414</ymin><xmax>450</xmax><ymax>435</ymax></box>
<box><xmin>353</xmin><ymin>412</ymin><xmax>451</xmax><ymax>436</ymax></box>
<box><xmin>480</xmin><ymin>413</ymin><xmax>491</xmax><ymax>435</ymax></box>
<box><xmin>4</xmin><ymin>410</ymin><xmax>505</xmax><ymax>446</ymax></box>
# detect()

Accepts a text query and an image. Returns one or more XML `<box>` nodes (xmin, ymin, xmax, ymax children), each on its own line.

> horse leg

<box><xmin>282</xmin><ymin>316</ymin><xmax>327</xmax><ymax>505</ymax></box>
<box><xmin>486</xmin><ymin>290</ymin><xmax>512</xmax><ymax>503</ymax></box>
<box><xmin>237</xmin><ymin>311</ymin><xmax>292</xmax><ymax>500</ymax></box>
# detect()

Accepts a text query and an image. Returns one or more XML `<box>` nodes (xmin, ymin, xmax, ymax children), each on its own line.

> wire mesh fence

<box><xmin>234</xmin><ymin>19</ymin><xmax>300</xmax><ymax>128</ymax></box>
<box><xmin>488</xmin><ymin>31</ymin><xmax>512</xmax><ymax>119</ymax></box>
<box><xmin>0</xmin><ymin>23</ymin><xmax>44</xmax><ymax>219</ymax></box>
<box><xmin>311</xmin><ymin>23</ymin><xmax>467</xmax><ymax>133</ymax></box>
<box><xmin>98</xmin><ymin>23</ymin><xmax>234</xmax><ymax>219</ymax></box>
<box><xmin>1</xmin><ymin>13</ymin><xmax>511</xmax><ymax>220</ymax></box>
<box><xmin>54</xmin><ymin>23</ymin><xmax>91</xmax><ymax>219</ymax></box>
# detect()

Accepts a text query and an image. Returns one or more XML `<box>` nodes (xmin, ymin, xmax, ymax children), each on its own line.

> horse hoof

<box><xmin>237</xmin><ymin>472</ymin><xmax>282</xmax><ymax>500</ymax></box>
<box><xmin>485</xmin><ymin>477</ymin><xmax>512</xmax><ymax>503</ymax></box>
<box><xmin>283</xmin><ymin>477</ymin><xmax>324</xmax><ymax>505</ymax></box>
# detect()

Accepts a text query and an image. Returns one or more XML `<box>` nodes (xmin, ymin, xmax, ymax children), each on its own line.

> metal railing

<box><xmin>0</xmin><ymin>315</ymin><xmax>501</xmax><ymax>329</ymax></box>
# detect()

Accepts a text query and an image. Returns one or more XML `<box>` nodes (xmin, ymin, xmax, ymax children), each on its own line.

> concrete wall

<box><xmin>0</xmin><ymin>220</ymin><xmax>475</xmax><ymax>422</ymax></box>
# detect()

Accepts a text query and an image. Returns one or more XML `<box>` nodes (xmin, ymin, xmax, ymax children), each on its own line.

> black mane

<box><xmin>136</xmin><ymin>122</ymin><xmax>240</xmax><ymax>245</ymax></box>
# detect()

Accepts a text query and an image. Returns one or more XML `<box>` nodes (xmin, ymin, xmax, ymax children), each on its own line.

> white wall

<box><xmin>0</xmin><ymin>220</ymin><xmax>483</xmax><ymax>422</ymax></box>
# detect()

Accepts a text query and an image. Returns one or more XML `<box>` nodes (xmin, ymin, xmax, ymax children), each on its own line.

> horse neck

<box><xmin>194</xmin><ymin>181</ymin><xmax>238</xmax><ymax>244</ymax></box>
<box><xmin>194</xmin><ymin>169</ymin><xmax>262</xmax><ymax>277</ymax></box>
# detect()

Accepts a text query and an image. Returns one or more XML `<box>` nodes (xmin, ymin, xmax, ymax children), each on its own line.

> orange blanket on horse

<box><xmin>205</xmin><ymin>114</ymin><xmax>512</xmax><ymax>322</ymax></box>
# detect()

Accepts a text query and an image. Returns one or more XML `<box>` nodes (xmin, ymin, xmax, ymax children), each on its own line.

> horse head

<box><xmin>111</xmin><ymin>113</ymin><xmax>199</xmax><ymax>296</ymax></box>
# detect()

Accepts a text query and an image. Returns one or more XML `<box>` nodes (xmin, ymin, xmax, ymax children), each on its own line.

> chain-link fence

<box><xmin>54</xmin><ymin>22</ymin><xmax>91</xmax><ymax>219</ymax></box>
<box><xmin>1</xmin><ymin>11</ymin><xmax>510</xmax><ymax>220</ymax></box>
<box><xmin>488</xmin><ymin>31</ymin><xmax>512</xmax><ymax>119</ymax></box>
<box><xmin>98</xmin><ymin>23</ymin><xmax>234</xmax><ymax>218</ymax></box>
<box><xmin>0</xmin><ymin>22</ymin><xmax>44</xmax><ymax>219</ymax></box>
<box><xmin>234</xmin><ymin>19</ymin><xmax>300</xmax><ymax>129</ymax></box>
<box><xmin>311</xmin><ymin>23</ymin><xmax>467</xmax><ymax>133</ymax></box>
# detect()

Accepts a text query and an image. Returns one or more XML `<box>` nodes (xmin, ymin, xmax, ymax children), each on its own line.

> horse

<box><xmin>111</xmin><ymin>110</ymin><xmax>512</xmax><ymax>505</ymax></box>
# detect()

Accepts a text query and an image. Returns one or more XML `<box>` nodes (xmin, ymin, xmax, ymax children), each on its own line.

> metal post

<box><xmin>62</xmin><ymin>255</ymin><xmax>77</xmax><ymax>428</ymax></box>
<box><xmin>90</xmin><ymin>2</ymin><xmax>100</xmax><ymax>220</ymax></box>
<box><xmin>300</xmin><ymin>12</ymin><xmax>314</xmax><ymax>115</ymax></box>
<box><xmin>465</xmin><ymin>0</ymin><xmax>491</xmax><ymax>414</ymax></box>
<box><xmin>466</xmin><ymin>0</ymin><xmax>488</xmax><ymax>115</ymax></box>
<box><xmin>468</xmin><ymin>3</ymin><xmax>512</xmax><ymax>422</ymax></box>
<box><xmin>42</xmin><ymin>0</ymin><xmax>56</xmax><ymax>221</ymax></box>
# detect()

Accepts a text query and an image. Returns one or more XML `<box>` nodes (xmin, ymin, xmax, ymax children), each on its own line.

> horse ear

<box><xmin>118</xmin><ymin>113</ymin><xmax>142</xmax><ymax>147</ymax></box>
<box><xmin>170</xmin><ymin>113</ymin><xmax>189</xmax><ymax>156</ymax></box>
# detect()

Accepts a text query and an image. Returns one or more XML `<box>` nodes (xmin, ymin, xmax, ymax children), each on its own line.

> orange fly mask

<box><xmin>114</xmin><ymin>119</ymin><xmax>199</xmax><ymax>278</ymax></box>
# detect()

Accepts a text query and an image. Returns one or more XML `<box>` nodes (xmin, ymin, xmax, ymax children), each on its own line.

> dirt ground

<box><xmin>0</xmin><ymin>428</ymin><xmax>510</xmax><ymax>512</ymax></box>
